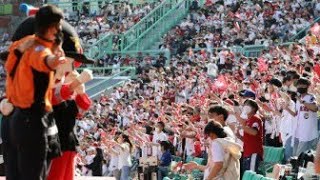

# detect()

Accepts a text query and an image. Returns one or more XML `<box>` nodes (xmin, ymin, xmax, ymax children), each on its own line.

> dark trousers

<box><xmin>2</xmin><ymin>108</ymin><xmax>48</xmax><ymax>180</ymax></box>
<box><xmin>265</xmin><ymin>134</ymin><xmax>282</xmax><ymax>147</ymax></box>
<box><xmin>242</xmin><ymin>153</ymin><xmax>262</xmax><ymax>174</ymax></box>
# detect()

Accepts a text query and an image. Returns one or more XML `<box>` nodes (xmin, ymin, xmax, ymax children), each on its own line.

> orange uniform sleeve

<box><xmin>28</xmin><ymin>46</ymin><xmax>53</xmax><ymax>73</ymax></box>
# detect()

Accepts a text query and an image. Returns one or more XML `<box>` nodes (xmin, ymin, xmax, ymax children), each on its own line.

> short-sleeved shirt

<box><xmin>243</xmin><ymin>115</ymin><xmax>264</xmax><ymax>158</ymax></box>
<box><xmin>6</xmin><ymin>35</ymin><xmax>55</xmax><ymax>111</ymax></box>
<box><xmin>295</xmin><ymin>94</ymin><xmax>318</xmax><ymax>142</ymax></box>
<box><xmin>203</xmin><ymin>140</ymin><xmax>225</xmax><ymax>180</ymax></box>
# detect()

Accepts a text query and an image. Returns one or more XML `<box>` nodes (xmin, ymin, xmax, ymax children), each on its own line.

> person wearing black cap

<box><xmin>2</xmin><ymin>5</ymin><xmax>65</xmax><ymax>180</ymax></box>
<box><xmin>7</xmin><ymin>5</ymin><xmax>95</xmax><ymax>180</ymax></box>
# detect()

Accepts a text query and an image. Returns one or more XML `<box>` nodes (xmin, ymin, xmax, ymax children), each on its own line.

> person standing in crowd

<box><xmin>184</xmin><ymin>121</ymin><xmax>241</xmax><ymax>180</ymax></box>
<box><xmin>150</xmin><ymin>121</ymin><xmax>168</xmax><ymax>158</ymax></box>
<box><xmin>232</xmin><ymin>99</ymin><xmax>263</xmax><ymax>174</ymax></box>
<box><xmin>285</xmin><ymin>78</ymin><xmax>319</xmax><ymax>156</ymax></box>
<box><xmin>207</xmin><ymin>105</ymin><xmax>236</xmax><ymax>140</ymax></box>
<box><xmin>157</xmin><ymin>141</ymin><xmax>172</xmax><ymax>180</ymax></box>
<box><xmin>113</xmin><ymin>133</ymin><xmax>133</xmax><ymax>180</ymax></box>
<box><xmin>263</xmin><ymin>78</ymin><xmax>283</xmax><ymax>147</ymax></box>
<box><xmin>2</xmin><ymin>5</ymin><xmax>65</xmax><ymax>180</ymax></box>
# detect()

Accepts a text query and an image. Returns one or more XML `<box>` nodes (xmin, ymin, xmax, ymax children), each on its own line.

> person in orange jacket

<box><xmin>7</xmin><ymin>6</ymin><xmax>95</xmax><ymax>179</ymax></box>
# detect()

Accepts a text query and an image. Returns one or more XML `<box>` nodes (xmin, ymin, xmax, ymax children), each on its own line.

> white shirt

<box><xmin>152</xmin><ymin>131</ymin><xmax>168</xmax><ymax>157</ymax></box>
<box><xmin>280</xmin><ymin>100</ymin><xmax>296</xmax><ymax>145</ymax></box>
<box><xmin>207</xmin><ymin>62</ymin><xmax>218</xmax><ymax>77</ymax></box>
<box><xmin>118</xmin><ymin>143</ymin><xmax>132</xmax><ymax>169</ymax></box>
<box><xmin>295</xmin><ymin>94</ymin><xmax>318</xmax><ymax>142</ymax></box>
<box><xmin>185</xmin><ymin>138</ymin><xmax>195</xmax><ymax>156</ymax></box>
<box><xmin>204</xmin><ymin>140</ymin><xmax>225</xmax><ymax>180</ymax></box>
<box><xmin>108</xmin><ymin>154</ymin><xmax>119</xmax><ymax>171</ymax></box>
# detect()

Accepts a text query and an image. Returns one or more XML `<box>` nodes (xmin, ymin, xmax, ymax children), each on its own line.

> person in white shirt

<box><xmin>207</xmin><ymin>106</ymin><xmax>236</xmax><ymax>141</ymax></box>
<box><xmin>284</xmin><ymin>78</ymin><xmax>319</xmax><ymax>156</ymax></box>
<box><xmin>150</xmin><ymin>121</ymin><xmax>168</xmax><ymax>159</ymax></box>
<box><xmin>279</xmin><ymin>91</ymin><xmax>297</xmax><ymax>162</ymax></box>
<box><xmin>107</xmin><ymin>145</ymin><xmax>120</xmax><ymax>179</ymax></box>
<box><xmin>108</xmin><ymin>133</ymin><xmax>132</xmax><ymax>180</ymax></box>
<box><xmin>183</xmin><ymin>121</ymin><xmax>241</xmax><ymax>180</ymax></box>
<box><xmin>206</xmin><ymin>60</ymin><xmax>218</xmax><ymax>79</ymax></box>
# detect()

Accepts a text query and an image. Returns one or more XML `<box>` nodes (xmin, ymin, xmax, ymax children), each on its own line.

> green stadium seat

<box><xmin>242</xmin><ymin>170</ymin><xmax>256</xmax><ymax>180</ymax></box>
<box><xmin>172</xmin><ymin>155</ymin><xmax>182</xmax><ymax>162</ymax></box>
<box><xmin>260</xmin><ymin>146</ymin><xmax>285</xmax><ymax>175</ymax></box>
<box><xmin>253</xmin><ymin>174</ymin><xmax>264</xmax><ymax>180</ymax></box>
<box><xmin>186</xmin><ymin>156</ymin><xmax>193</xmax><ymax>163</ymax></box>
<box><xmin>193</xmin><ymin>157</ymin><xmax>205</xmax><ymax>165</ymax></box>
<box><xmin>263</xmin><ymin>146</ymin><xmax>284</xmax><ymax>164</ymax></box>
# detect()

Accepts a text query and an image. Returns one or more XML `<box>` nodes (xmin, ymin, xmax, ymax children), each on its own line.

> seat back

<box><xmin>263</xmin><ymin>146</ymin><xmax>284</xmax><ymax>164</ymax></box>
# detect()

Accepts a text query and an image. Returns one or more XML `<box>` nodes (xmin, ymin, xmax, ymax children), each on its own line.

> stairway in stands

<box><xmin>85</xmin><ymin>76</ymin><xmax>130</xmax><ymax>99</ymax></box>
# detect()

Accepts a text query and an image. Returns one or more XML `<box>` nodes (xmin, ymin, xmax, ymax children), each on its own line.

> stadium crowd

<box><xmin>74</xmin><ymin>33</ymin><xmax>320</xmax><ymax>180</ymax></box>
<box><xmin>1</xmin><ymin>0</ymin><xmax>320</xmax><ymax>180</ymax></box>
<box><xmin>159</xmin><ymin>0</ymin><xmax>315</xmax><ymax>55</ymax></box>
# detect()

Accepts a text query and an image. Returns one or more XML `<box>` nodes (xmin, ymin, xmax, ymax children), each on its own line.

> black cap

<box><xmin>7</xmin><ymin>16</ymin><xmax>95</xmax><ymax>64</ymax></box>
<box><xmin>35</xmin><ymin>5</ymin><xmax>63</xmax><ymax>28</ymax></box>
<box><xmin>269</xmin><ymin>78</ymin><xmax>282</xmax><ymax>88</ymax></box>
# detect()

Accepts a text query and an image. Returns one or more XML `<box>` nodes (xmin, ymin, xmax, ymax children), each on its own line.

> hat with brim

<box><xmin>1</xmin><ymin>16</ymin><xmax>95</xmax><ymax>65</ymax></box>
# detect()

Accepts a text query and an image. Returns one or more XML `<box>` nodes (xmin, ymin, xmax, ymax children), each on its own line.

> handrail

<box><xmin>289</xmin><ymin>16</ymin><xmax>320</xmax><ymax>42</ymax></box>
<box><xmin>122</xmin><ymin>0</ymin><xmax>169</xmax><ymax>37</ymax></box>
<box><xmin>122</xmin><ymin>0</ymin><xmax>192</xmax><ymax>51</ymax></box>
<box><xmin>84</xmin><ymin>0</ymin><xmax>166</xmax><ymax>59</ymax></box>
<box><xmin>122</xmin><ymin>0</ymin><xmax>177</xmax><ymax>50</ymax></box>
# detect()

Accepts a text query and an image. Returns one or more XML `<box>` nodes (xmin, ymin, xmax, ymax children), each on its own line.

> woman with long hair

<box><xmin>108</xmin><ymin>133</ymin><xmax>132</xmax><ymax>180</ymax></box>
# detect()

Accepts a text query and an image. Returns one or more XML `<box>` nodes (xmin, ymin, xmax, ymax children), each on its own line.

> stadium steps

<box><xmin>85</xmin><ymin>76</ymin><xmax>130</xmax><ymax>99</ymax></box>
<box><xmin>125</xmin><ymin>0</ymin><xmax>192</xmax><ymax>51</ymax></box>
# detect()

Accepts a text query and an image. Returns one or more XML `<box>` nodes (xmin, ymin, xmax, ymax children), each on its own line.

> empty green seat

<box><xmin>242</xmin><ymin>170</ymin><xmax>256</xmax><ymax>180</ymax></box>
<box><xmin>253</xmin><ymin>174</ymin><xmax>264</xmax><ymax>180</ymax></box>
<box><xmin>263</xmin><ymin>146</ymin><xmax>284</xmax><ymax>164</ymax></box>
<box><xmin>260</xmin><ymin>146</ymin><xmax>285</xmax><ymax>175</ymax></box>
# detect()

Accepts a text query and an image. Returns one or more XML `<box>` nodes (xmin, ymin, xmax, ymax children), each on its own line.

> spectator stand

<box><xmin>84</xmin><ymin>0</ymin><xmax>201</xmax><ymax>61</ymax></box>
<box><xmin>77</xmin><ymin>66</ymin><xmax>136</xmax><ymax>99</ymax></box>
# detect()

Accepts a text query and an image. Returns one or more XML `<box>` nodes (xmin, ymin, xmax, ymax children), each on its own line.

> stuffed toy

<box><xmin>0</xmin><ymin>4</ymin><xmax>95</xmax><ymax>180</ymax></box>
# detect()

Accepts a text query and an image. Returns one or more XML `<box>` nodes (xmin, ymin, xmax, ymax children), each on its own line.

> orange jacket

<box><xmin>5</xmin><ymin>35</ymin><xmax>55</xmax><ymax>111</ymax></box>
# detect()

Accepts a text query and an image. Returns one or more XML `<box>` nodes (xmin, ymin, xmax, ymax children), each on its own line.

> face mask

<box><xmin>240</xmin><ymin>106</ymin><xmax>251</xmax><ymax>119</ymax></box>
<box><xmin>297</xmin><ymin>87</ymin><xmax>308</xmax><ymax>94</ymax></box>
<box><xmin>265</xmin><ymin>93</ymin><xmax>271</xmax><ymax>100</ymax></box>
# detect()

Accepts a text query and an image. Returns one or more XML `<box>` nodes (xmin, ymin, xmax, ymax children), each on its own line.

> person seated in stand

<box><xmin>157</xmin><ymin>141</ymin><xmax>172</xmax><ymax>180</ymax></box>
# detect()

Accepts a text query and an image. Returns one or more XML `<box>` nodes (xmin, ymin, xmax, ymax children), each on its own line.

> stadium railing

<box><xmin>119</xmin><ymin>0</ymin><xmax>192</xmax><ymax>51</ymax></box>
<box><xmin>289</xmin><ymin>17</ymin><xmax>320</xmax><ymax>42</ymax></box>
<box><xmin>0</xmin><ymin>4</ymin><xmax>12</xmax><ymax>15</ymax></box>
<box><xmin>78</xmin><ymin>66</ymin><xmax>136</xmax><ymax>78</ymax></box>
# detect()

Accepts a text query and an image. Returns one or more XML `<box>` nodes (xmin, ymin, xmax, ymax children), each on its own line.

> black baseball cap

<box><xmin>35</xmin><ymin>5</ymin><xmax>63</xmax><ymax>28</ymax></box>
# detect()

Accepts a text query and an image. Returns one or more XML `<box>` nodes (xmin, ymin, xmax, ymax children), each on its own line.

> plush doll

<box><xmin>0</xmin><ymin>4</ymin><xmax>96</xmax><ymax>180</ymax></box>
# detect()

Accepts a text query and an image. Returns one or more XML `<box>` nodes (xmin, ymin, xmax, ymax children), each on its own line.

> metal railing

<box><xmin>119</xmin><ymin>0</ymin><xmax>191</xmax><ymax>51</ymax></box>
<box><xmin>289</xmin><ymin>17</ymin><xmax>320</xmax><ymax>42</ymax></box>
<box><xmin>0</xmin><ymin>4</ymin><xmax>12</xmax><ymax>15</ymax></box>
<box><xmin>78</xmin><ymin>66</ymin><xmax>136</xmax><ymax>78</ymax></box>
<box><xmin>85</xmin><ymin>0</ymin><xmax>191</xmax><ymax>59</ymax></box>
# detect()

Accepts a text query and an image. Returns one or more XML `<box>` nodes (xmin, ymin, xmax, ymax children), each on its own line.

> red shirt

<box><xmin>243</xmin><ymin>115</ymin><xmax>264</xmax><ymax>158</ymax></box>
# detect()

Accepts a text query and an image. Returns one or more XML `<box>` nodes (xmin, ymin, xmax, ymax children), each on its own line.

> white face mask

<box><xmin>265</xmin><ymin>93</ymin><xmax>271</xmax><ymax>100</ymax></box>
<box><xmin>240</xmin><ymin>106</ymin><xmax>252</xmax><ymax>120</ymax></box>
